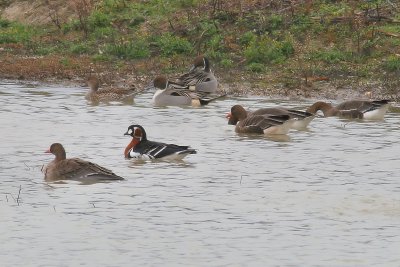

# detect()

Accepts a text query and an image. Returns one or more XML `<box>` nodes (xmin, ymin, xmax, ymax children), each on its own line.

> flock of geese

<box><xmin>43</xmin><ymin>55</ymin><xmax>391</xmax><ymax>183</ymax></box>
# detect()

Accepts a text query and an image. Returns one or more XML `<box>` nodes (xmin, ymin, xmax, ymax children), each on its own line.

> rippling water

<box><xmin>1</xmin><ymin>80</ymin><xmax>399</xmax><ymax>266</ymax></box>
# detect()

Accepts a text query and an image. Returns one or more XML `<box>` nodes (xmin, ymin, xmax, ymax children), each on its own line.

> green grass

<box><xmin>105</xmin><ymin>38</ymin><xmax>150</xmax><ymax>59</ymax></box>
<box><xmin>219</xmin><ymin>58</ymin><xmax>234</xmax><ymax>68</ymax></box>
<box><xmin>155</xmin><ymin>33</ymin><xmax>193</xmax><ymax>56</ymax></box>
<box><xmin>239</xmin><ymin>31</ymin><xmax>257</xmax><ymax>46</ymax></box>
<box><xmin>69</xmin><ymin>42</ymin><xmax>91</xmax><ymax>55</ymax></box>
<box><xmin>245</xmin><ymin>63</ymin><xmax>265</xmax><ymax>73</ymax></box>
<box><xmin>244</xmin><ymin>36</ymin><xmax>294</xmax><ymax>65</ymax></box>
<box><xmin>316</xmin><ymin>2</ymin><xmax>351</xmax><ymax>16</ymax></box>
<box><xmin>90</xmin><ymin>26</ymin><xmax>117</xmax><ymax>40</ymax></box>
<box><xmin>59</xmin><ymin>57</ymin><xmax>71</xmax><ymax>67</ymax></box>
<box><xmin>309</xmin><ymin>49</ymin><xmax>352</xmax><ymax>64</ymax></box>
<box><xmin>0</xmin><ymin>18</ymin><xmax>11</xmax><ymax>28</ymax></box>
<box><xmin>289</xmin><ymin>15</ymin><xmax>315</xmax><ymax>36</ymax></box>
<box><xmin>0</xmin><ymin>22</ymin><xmax>37</xmax><ymax>44</ymax></box>
<box><xmin>383</xmin><ymin>56</ymin><xmax>400</xmax><ymax>72</ymax></box>
<box><xmin>88</xmin><ymin>10</ymin><xmax>112</xmax><ymax>29</ymax></box>
<box><xmin>378</xmin><ymin>24</ymin><xmax>400</xmax><ymax>34</ymax></box>
<box><xmin>33</xmin><ymin>45</ymin><xmax>58</xmax><ymax>56</ymax></box>
<box><xmin>1</xmin><ymin>0</ymin><xmax>399</xmax><ymax>89</ymax></box>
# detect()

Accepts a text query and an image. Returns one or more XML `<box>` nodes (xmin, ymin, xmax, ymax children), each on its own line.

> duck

<box><xmin>175</xmin><ymin>55</ymin><xmax>218</xmax><ymax>93</ymax></box>
<box><xmin>227</xmin><ymin>104</ymin><xmax>314</xmax><ymax>130</ymax></box>
<box><xmin>124</xmin><ymin>124</ymin><xmax>197</xmax><ymax>160</ymax></box>
<box><xmin>43</xmin><ymin>143</ymin><xmax>124</xmax><ymax>182</ymax></box>
<box><xmin>151</xmin><ymin>76</ymin><xmax>225</xmax><ymax>107</ymax></box>
<box><xmin>85</xmin><ymin>76</ymin><xmax>136</xmax><ymax>102</ymax></box>
<box><xmin>306</xmin><ymin>100</ymin><xmax>390</xmax><ymax>120</ymax></box>
<box><xmin>228</xmin><ymin>105</ymin><xmax>295</xmax><ymax>135</ymax></box>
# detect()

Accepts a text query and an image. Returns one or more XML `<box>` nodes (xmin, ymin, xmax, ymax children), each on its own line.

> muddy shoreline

<box><xmin>0</xmin><ymin>54</ymin><xmax>394</xmax><ymax>101</ymax></box>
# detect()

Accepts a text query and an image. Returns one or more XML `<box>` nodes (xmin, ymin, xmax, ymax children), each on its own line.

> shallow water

<box><xmin>1</xmin><ymin>80</ymin><xmax>399</xmax><ymax>266</ymax></box>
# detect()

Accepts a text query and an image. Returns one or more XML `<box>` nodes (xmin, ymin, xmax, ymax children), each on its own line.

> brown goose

<box><xmin>43</xmin><ymin>143</ymin><xmax>124</xmax><ymax>182</ymax></box>
<box><xmin>306</xmin><ymin>100</ymin><xmax>390</xmax><ymax>120</ymax></box>
<box><xmin>227</xmin><ymin>104</ymin><xmax>314</xmax><ymax>130</ymax></box>
<box><xmin>85</xmin><ymin>76</ymin><xmax>136</xmax><ymax>102</ymax></box>
<box><xmin>228</xmin><ymin>105</ymin><xmax>295</xmax><ymax>135</ymax></box>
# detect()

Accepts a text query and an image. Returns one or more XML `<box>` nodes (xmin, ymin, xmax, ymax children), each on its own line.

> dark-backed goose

<box><xmin>124</xmin><ymin>124</ymin><xmax>197</xmax><ymax>160</ymax></box>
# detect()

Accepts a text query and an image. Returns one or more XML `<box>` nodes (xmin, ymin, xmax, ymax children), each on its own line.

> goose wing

<box><xmin>336</xmin><ymin>100</ymin><xmax>389</xmax><ymax>116</ymax></box>
<box><xmin>55</xmin><ymin>158</ymin><xmax>124</xmax><ymax>180</ymax></box>
<box><xmin>361</xmin><ymin>100</ymin><xmax>390</xmax><ymax>113</ymax></box>
<box><xmin>161</xmin><ymin>86</ymin><xmax>192</xmax><ymax>97</ymax></box>
<box><xmin>240</xmin><ymin>114</ymin><xmax>290</xmax><ymax>133</ymax></box>
<box><xmin>335</xmin><ymin>100</ymin><xmax>366</xmax><ymax>110</ymax></box>
<box><xmin>177</xmin><ymin>69</ymin><xmax>210</xmax><ymax>86</ymax></box>
<box><xmin>135</xmin><ymin>140</ymin><xmax>196</xmax><ymax>159</ymax></box>
<box><xmin>286</xmin><ymin>109</ymin><xmax>314</xmax><ymax>119</ymax></box>
<box><xmin>251</xmin><ymin>108</ymin><xmax>313</xmax><ymax>119</ymax></box>
<box><xmin>336</xmin><ymin>100</ymin><xmax>388</xmax><ymax>112</ymax></box>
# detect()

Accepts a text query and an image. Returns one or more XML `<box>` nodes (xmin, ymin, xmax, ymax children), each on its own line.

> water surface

<box><xmin>1</xmin><ymin>80</ymin><xmax>399</xmax><ymax>266</ymax></box>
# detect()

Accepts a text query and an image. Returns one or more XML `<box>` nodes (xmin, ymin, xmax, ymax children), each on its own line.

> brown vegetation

<box><xmin>1</xmin><ymin>0</ymin><xmax>399</xmax><ymax>99</ymax></box>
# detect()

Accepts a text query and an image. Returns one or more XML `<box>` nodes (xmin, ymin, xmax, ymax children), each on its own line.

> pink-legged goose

<box><xmin>227</xmin><ymin>104</ymin><xmax>314</xmax><ymax>130</ymax></box>
<box><xmin>306</xmin><ymin>100</ymin><xmax>390</xmax><ymax>120</ymax></box>
<box><xmin>228</xmin><ymin>105</ymin><xmax>295</xmax><ymax>135</ymax></box>
<box><xmin>43</xmin><ymin>143</ymin><xmax>124</xmax><ymax>182</ymax></box>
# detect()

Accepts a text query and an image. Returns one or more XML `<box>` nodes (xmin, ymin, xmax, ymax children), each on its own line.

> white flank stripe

<box><xmin>153</xmin><ymin>146</ymin><xmax>167</xmax><ymax>157</ymax></box>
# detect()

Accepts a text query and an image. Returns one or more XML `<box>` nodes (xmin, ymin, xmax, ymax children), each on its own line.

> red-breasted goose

<box><xmin>124</xmin><ymin>124</ymin><xmax>197</xmax><ymax>160</ymax></box>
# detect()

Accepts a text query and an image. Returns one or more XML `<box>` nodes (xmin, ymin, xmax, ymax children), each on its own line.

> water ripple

<box><xmin>1</xmin><ymin>81</ymin><xmax>400</xmax><ymax>266</ymax></box>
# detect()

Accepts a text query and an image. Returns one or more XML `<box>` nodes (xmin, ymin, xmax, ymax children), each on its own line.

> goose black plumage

<box><xmin>124</xmin><ymin>124</ymin><xmax>196</xmax><ymax>160</ymax></box>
